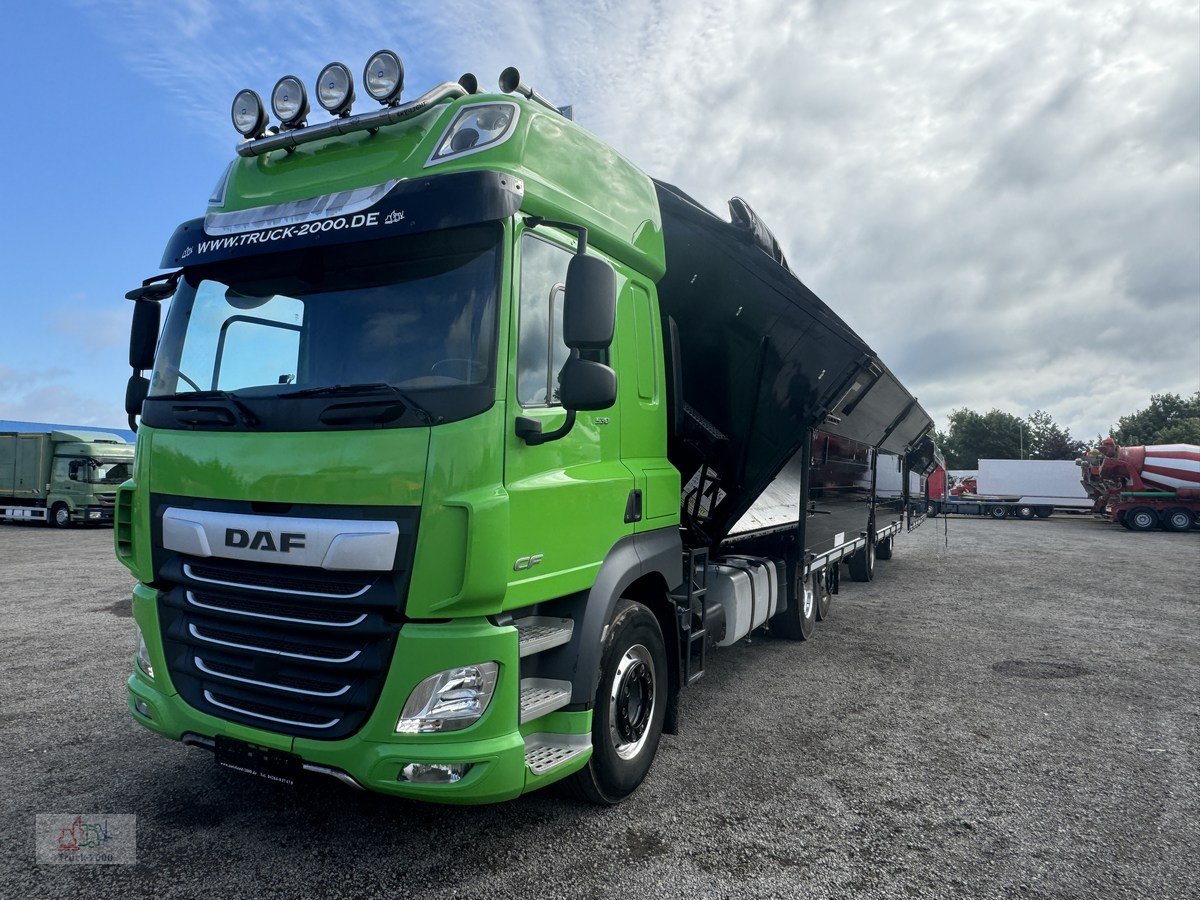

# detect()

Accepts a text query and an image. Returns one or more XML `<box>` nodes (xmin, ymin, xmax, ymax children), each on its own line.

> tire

<box><xmin>1117</xmin><ymin>510</ymin><xmax>1132</xmax><ymax>529</ymax></box>
<box><xmin>848</xmin><ymin>535</ymin><xmax>876</xmax><ymax>582</ymax></box>
<box><xmin>773</xmin><ymin>570</ymin><xmax>816</xmax><ymax>640</ymax></box>
<box><xmin>1162</xmin><ymin>507</ymin><xmax>1192</xmax><ymax>533</ymax></box>
<box><xmin>876</xmin><ymin>535</ymin><xmax>894</xmax><ymax>560</ymax></box>
<box><xmin>813</xmin><ymin>570</ymin><xmax>832</xmax><ymax>622</ymax></box>
<box><xmin>1126</xmin><ymin>506</ymin><xmax>1158</xmax><ymax>532</ymax></box>
<box><xmin>1016</xmin><ymin>505</ymin><xmax>1035</xmax><ymax>520</ymax></box>
<box><xmin>50</xmin><ymin>503</ymin><xmax>72</xmax><ymax>529</ymax></box>
<box><xmin>988</xmin><ymin>505</ymin><xmax>1008</xmax><ymax>520</ymax></box>
<box><xmin>1035</xmin><ymin>507</ymin><xmax>1052</xmax><ymax>518</ymax></box>
<box><xmin>927</xmin><ymin>503</ymin><xmax>939</xmax><ymax>518</ymax></box>
<box><xmin>567</xmin><ymin>599</ymin><xmax>667</xmax><ymax>805</ymax></box>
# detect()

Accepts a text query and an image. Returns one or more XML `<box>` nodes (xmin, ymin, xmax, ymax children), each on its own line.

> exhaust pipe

<box><xmin>499</xmin><ymin>66</ymin><xmax>563</xmax><ymax>115</ymax></box>
<box><xmin>458</xmin><ymin>72</ymin><xmax>481</xmax><ymax>95</ymax></box>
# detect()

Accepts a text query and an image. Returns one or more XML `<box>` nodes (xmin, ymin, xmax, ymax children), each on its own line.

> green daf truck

<box><xmin>119</xmin><ymin>53</ymin><xmax>940</xmax><ymax>805</ymax></box>
<box><xmin>1</xmin><ymin>429</ymin><xmax>134</xmax><ymax>527</ymax></box>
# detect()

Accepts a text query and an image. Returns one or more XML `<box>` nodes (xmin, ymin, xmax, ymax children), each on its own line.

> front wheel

<box><xmin>567</xmin><ymin>599</ymin><xmax>667</xmax><ymax>805</ymax></box>
<box><xmin>50</xmin><ymin>503</ymin><xmax>72</xmax><ymax>529</ymax></box>
<box><xmin>848</xmin><ymin>536</ymin><xmax>875</xmax><ymax>582</ymax></box>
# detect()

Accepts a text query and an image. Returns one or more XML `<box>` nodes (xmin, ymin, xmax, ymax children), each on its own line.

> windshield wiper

<box><xmin>278</xmin><ymin>383</ymin><xmax>441</xmax><ymax>424</ymax></box>
<box><xmin>167</xmin><ymin>390</ymin><xmax>261</xmax><ymax>427</ymax></box>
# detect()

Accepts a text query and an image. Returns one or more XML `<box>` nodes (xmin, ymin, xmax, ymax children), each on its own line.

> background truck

<box><xmin>927</xmin><ymin>458</ymin><xmax>1091</xmax><ymax>520</ymax></box>
<box><xmin>1078</xmin><ymin>438</ymin><xmax>1200</xmax><ymax>531</ymax></box>
<box><xmin>117</xmin><ymin>55</ymin><xmax>940</xmax><ymax>806</ymax></box>
<box><xmin>1</xmin><ymin>429</ymin><xmax>135</xmax><ymax>527</ymax></box>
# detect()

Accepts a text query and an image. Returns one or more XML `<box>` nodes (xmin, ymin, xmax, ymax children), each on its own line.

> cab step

<box><xmin>514</xmin><ymin>616</ymin><xmax>574</xmax><ymax>657</ymax></box>
<box><xmin>519</xmin><ymin>677</ymin><xmax>572</xmax><ymax>723</ymax></box>
<box><xmin>523</xmin><ymin>733</ymin><xmax>590</xmax><ymax>776</ymax></box>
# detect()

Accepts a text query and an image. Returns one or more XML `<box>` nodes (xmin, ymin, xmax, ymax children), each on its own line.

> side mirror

<box><xmin>125</xmin><ymin>374</ymin><xmax>149</xmax><ymax>417</ymax></box>
<box><xmin>559</xmin><ymin>357</ymin><xmax>616</xmax><ymax>411</ymax></box>
<box><xmin>562</xmin><ymin>255</ymin><xmax>615</xmax><ymax>350</ymax></box>
<box><xmin>129</xmin><ymin>300</ymin><xmax>161</xmax><ymax>371</ymax></box>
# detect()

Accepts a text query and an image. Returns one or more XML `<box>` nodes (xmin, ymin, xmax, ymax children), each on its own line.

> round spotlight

<box><xmin>271</xmin><ymin>75</ymin><xmax>309</xmax><ymax>128</ymax></box>
<box><xmin>231</xmin><ymin>89</ymin><xmax>268</xmax><ymax>138</ymax></box>
<box><xmin>363</xmin><ymin>49</ymin><xmax>404</xmax><ymax>105</ymax></box>
<box><xmin>316</xmin><ymin>62</ymin><xmax>355</xmax><ymax>116</ymax></box>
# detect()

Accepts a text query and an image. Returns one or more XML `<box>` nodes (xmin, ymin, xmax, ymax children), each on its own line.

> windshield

<box><xmin>86</xmin><ymin>458</ymin><xmax>134</xmax><ymax>485</ymax></box>
<box><xmin>148</xmin><ymin>224</ymin><xmax>502</xmax><ymax>426</ymax></box>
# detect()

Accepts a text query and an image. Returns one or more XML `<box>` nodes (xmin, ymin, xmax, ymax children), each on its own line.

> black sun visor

<box><xmin>161</xmin><ymin>169</ymin><xmax>524</xmax><ymax>269</ymax></box>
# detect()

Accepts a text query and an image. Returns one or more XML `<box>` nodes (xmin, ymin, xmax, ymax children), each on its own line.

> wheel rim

<box><xmin>803</xmin><ymin>582</ymin><xmax>814</xmax><ymax>618</ymax></box>
<box><xmin>1133</xmin><ymin>511</ymin><xmax>1154</xmax><ymax>529</ymax></box>
<box><xmin>55</xmin><ymin>507</ymin><xmax>69</xmax><ymax>526</ymax></box>
<box><xmin>1170</xmin><ymin>512</ymin><xmax>1189</xmax><ymax>529</ymax></box>
<box><xmin>609</xmin><ymin>644</ymin><xmax>656</xmax><ymax>761</ymax></box>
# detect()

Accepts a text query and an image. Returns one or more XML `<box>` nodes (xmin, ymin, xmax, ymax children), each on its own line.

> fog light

<box><xmin>399</xmin><ymin>762</ymin><xmax>473</xmax><ymax>784</ymax></box>
<box><xmin>89</xmin><ymin>511</ymin><xmax>101</xmax><ymax>519</ymax></box>
<box><xmin>134</xmin><ymin>698</ymin><xmax>152</xmax><ymax>719</ymax></box>
<box><xmin>136</xmin><ymin>630</ymin><xmax>154</xmax><ymax>679</ymax></box>
<box><xmin>397</xmin><ymin>662</ymin><xmax>498</xmax><ymax>733</ymax></box>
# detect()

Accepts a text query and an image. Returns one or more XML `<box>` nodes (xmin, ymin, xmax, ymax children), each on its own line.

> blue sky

<box><xmin>1</xmin><ymin>1</ymin><xmax>1197</xmax><ymax>438</ymax></box>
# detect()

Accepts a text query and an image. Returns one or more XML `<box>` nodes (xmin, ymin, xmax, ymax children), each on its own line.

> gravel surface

<box><xmin>1</xmin><ymin>515</ymin><xmax>1196</xmax><ymax>899</ymax></box>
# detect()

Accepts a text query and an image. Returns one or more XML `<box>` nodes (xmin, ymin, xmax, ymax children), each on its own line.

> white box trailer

<box><xmin>931</xmin><ymin>459</ymin><xmax>1090</xmax><ymax>520</ymax></box>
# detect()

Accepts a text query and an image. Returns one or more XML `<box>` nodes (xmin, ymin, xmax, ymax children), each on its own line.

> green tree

<box><xmin>1025</xmin><ymin>409</ymin><xmax>1089</xmax><ymax>460</ymax></box>
<box><xmin>1110</xmin><ymin>392</ymin><xmax>1200</xmax><ymax>446</ymax></box>
<box><xmin>939</xmin><ymin>408</ymin><xmax>1026</xmax><ymax>469</ymax></box>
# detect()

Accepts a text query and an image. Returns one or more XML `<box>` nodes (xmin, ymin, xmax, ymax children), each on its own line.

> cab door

<box><xmin>502</xmin><ymin>226</ymin><xmax>633</xmax><ymax>608</ymax></box>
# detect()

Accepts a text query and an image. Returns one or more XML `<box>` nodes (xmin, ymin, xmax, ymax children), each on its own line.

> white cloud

<box><xmin>73</xmin><ymin>0</ymin><xmax>1200</xmax><ymax>438</ymax></box>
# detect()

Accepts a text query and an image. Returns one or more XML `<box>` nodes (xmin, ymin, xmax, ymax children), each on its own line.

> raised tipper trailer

<box><xmin>117</xmin><ymin>54</ymin><xmax>940</xmax><ymax>805</ymax></box>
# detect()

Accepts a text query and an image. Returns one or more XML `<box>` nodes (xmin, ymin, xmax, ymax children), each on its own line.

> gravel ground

<box><xmin>1</xmin><ymin>515</ymin><xmax>1196</xmax><ymax>899</ymax></box>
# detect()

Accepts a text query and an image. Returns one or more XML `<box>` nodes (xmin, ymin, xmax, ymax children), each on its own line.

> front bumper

<box><xmin>127</xmin><ymin>584</ymin><xmax>584</xmax><ymax>804</ymax></box>
<box><xmin>79</xmin><ymin>504</ymin><xmax>115</xmax><ymax>523</ymax></box>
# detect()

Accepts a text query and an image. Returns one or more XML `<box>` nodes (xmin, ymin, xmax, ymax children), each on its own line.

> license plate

<box><xmin>213</xmin><ymin>735</ymin><xmax>303</xmax><ymax>787</ymax></box>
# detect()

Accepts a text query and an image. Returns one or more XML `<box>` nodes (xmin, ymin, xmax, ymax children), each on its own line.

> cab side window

<box><xmin>517</xmin><ymin>234</ymin><xmax>574</xmax><ymax>407</ymax></box>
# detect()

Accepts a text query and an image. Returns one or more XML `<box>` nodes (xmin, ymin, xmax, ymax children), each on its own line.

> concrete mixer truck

<box><xmin>1078</xmin><ymin>438</ymin><xmax>1200</xmax><ymax>532</ymax></box>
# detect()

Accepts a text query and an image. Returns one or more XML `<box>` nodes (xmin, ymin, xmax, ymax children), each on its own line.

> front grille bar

<box><xmin>194</xmin><ymin>657</ymin><xmax>352</xmax><ymax>698</ymax></box>
<box><xmin>188</xmin><ymin>623</ymin><xmax>362</xmax><ymax>664</ymax></box>
<box><xmin>182</xmin><ymin>562</ymin><xmax>370</xmax><ymax>599</ymax></box>
<box><xmin>185</xmin><ymin>590</ymin><xmax>368</xmax><ymax>628</ymax></box>
<box><xmin>203</xmin><ymin>690</ymin><xmax>341</xmax><ymax>730</ymax></box>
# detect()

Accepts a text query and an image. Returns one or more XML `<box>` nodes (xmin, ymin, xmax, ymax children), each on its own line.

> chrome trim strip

<box><xmin>194</xmin><ymin>656</ymin><xmax>351</xmax><ymax>698</ymax></box>
<box><xmin>183</xmin><ymin>563</ymin><xmax>370</xmax><ymax>600</ymax></box>
<box><xmin>185</xmin><ymin>590</ymin><xmax>367</xmax><ymax>628</ymax></box>
<box><xmin>180</xmin><ymin>733</ymin><xmax>364</xmax><ymax>789</ymax></box>
<box><xmin>237</xmin><ymin>82</ymin><xmax>467</xmax><ymax>157</ymax></box>
<box><xmin>203</xmin><ymin>690</ymin><xmax>341</xmax><ymax>730</ymax></box>
<box><xmin>188</xmin><ymin>623</ymin><xmax>361</xmax><ymax>664</ymax></box>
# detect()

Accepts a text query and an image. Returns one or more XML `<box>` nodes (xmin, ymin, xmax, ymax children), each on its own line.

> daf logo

<box><xmin>225</xmin><ymin>528</ymin><xmax>307</xmax><ymax>553</ymax></box>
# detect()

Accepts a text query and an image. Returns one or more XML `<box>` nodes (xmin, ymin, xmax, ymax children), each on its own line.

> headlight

<box><xmin>363</xmin><ymin>49</ymin><xmax>404</xmax><ymax>105</ymax></box>
<box><xmin>136</xmin><ymin>630</ymin><xmax>154</xmax><ymax>679</ymax></box>
<box><xmin>271</xmin><ymin>75</ymin><xmax>309</xmax><ymax>128</ymax></box>
<box><xmin>427</xmin><ymin>103</ymin><xmax>520</xmax><ymax>166</ymax></box>
<box><xmin>396</xmin><ymin>663</ymin><xmax>498</xmax><ymax>733</ymax></box>
<box><xmin>316</xmin><ymin>61</ymin><xmax>355</xmax><ymax>116</ymax></box>
<box><xmin>231</xmin><ymin>89</ymin><xmax>268</xmax><ymax>138</ymax></box>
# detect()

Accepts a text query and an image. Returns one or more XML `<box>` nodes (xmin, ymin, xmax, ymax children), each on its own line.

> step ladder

<box><xmin>523</xmin><ymin>733</ymin><xmax>590</xmax><ymax>776</ymax></box>
<box><xmin>513</xmin><ymin>616</ymin><xmax>573</xmax><ymax>657</ymax></box>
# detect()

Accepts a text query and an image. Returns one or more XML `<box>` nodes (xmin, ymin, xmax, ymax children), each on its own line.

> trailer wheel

<box><xmin>876</xmin><ymin>535</ymin><xmax>894</xmax><ymax>560</ymax></box>
<box><xmin>814</xmin><ymin>570</ymin><xmax>832</xmax><ymax>621</ymax></box>
<box><xmin>50</xmin><ymin>503</ymin><xmax>72</xmax><ymax>529</ymax></box>
<box><xmin>772</xmin><ymin>572</ymin><xmax>816</xmax><ymax>640</ymax></box>
<box><xmin>848</xmin><ymin>537</ymin><xmax>875</xmax><ymax>582</ymax></box>
<box><xmin>1126</xmin><ymin>506</ymin><xmax>1158</xmax><ymax>532</ymax></box>
<box><xmin>1162</xmin><ymin>507</ymin><xmax>1192</xmax><ymax>533</ymax></box>
<box><xmin>988</xmin><ymin>505</ymin><xmax>1008</xmax><ymax>520</ymax></box>
<box><xmin>1016</xmin><ymin>505</ymin><xmax>1035</xmax><ymax>520</ymax></box>
<box><xmin>1035</xmin><ymin>507</ymin><xmax>1052</xmax><ymax>518</ymax></box>
<box><xmin>567</xmin><ymin>599</ymin><xmax>666</xmax><ymax>806</ymax></box>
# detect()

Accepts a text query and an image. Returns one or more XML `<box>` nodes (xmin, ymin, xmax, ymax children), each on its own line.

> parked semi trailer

<box><xmin>116</xmin><ymin>55</ymin><xmax>939</xmax><ymax>805</ymax></box>
<box><xmin>1078</xmin><ymin>438</ymin><xmax>1200</xmax><ymax>531</ymax></box>
<box><xmin>1</xmin><ymin>429</ymin><xmax>134</xmax><ymax>527</ymax></box>
<box><xmin>927</xmin><ymin>458</ymin><xmax>1091</xmax><ymax>520</ymax></box>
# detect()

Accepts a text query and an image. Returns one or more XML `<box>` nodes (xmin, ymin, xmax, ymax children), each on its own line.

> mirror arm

<box><xmin>523</xmin><ymin>216</ymin><xmax>588</xmax><ymax>254</ymax></box>
<box><xmin>516</xmin><ymin>410</ymin><xmax>577</xmax><ymax>446</ymax></box>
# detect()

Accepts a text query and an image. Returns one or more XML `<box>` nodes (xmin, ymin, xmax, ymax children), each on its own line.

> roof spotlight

<box><xmin>231</xmin><ymin>89</ymin><xmax>268</xmax><ymax>138</ymax></box>
<box><xmin>363</xmin><ymin>49</ymin><xmax>404</xmax><ymax>105</ymax></box>
<box><xmin>316</xmin><ymin>62</ymin><xmax>355</xmax><ymax>116</ymax></box>
<box><xmin>271</xmin><ymin>75</ymin><xmax>310</xmax><ymax>128</ymax></box>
